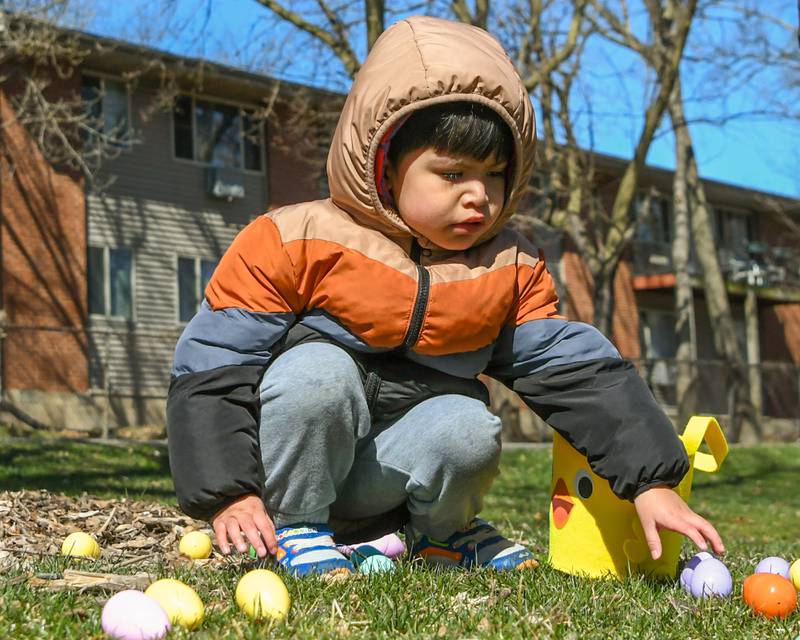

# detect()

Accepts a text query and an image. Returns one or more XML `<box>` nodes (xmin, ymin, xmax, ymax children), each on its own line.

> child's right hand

<box><xmin>210</xmin><ymin>494</ymin><xmax>278</xmax><ymax>558</ymax></box>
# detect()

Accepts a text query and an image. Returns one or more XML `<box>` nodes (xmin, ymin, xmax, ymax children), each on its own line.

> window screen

<box><xmin>195</xmin><ymin>101</ymin><xmax>242</xmax><ymax>168</ymax></box>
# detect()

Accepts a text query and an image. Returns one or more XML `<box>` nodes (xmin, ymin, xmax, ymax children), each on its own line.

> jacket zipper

<box><xmin>403</xmin><ymin>242</ymin><xmax>430</xmax><ymax>350</ymax></box>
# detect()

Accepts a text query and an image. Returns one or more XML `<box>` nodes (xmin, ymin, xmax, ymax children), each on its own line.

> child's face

<box><xmin>386</xmin><ymin>147</ymin><xmax>507</xmax><ymax>251</ymax></box>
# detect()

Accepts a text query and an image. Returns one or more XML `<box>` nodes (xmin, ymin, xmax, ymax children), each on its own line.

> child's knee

<box><xmin>431</xmin><ymin>402</ymin><xmax>502</xmax><ymax>475</ymax></box>
<box><xmin>260</xmin><ymin>342</ymin><xmax>363</xmax><ymax>405</ymax></box>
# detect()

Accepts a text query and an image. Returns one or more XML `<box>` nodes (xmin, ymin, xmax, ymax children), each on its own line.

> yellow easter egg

<box><xmin>178</xmin><ymin>531</ymin><xmax>213</xmax><ymax>559</ymax></box>
<box><xmin>790</xmin><ymin>559</ymin><xmax>800</xmax><ymax>591</ymax></box>
<box><xmin>145</xmin><ymin>578</ymin><xmax>205</xmax><ymax>630</ymax></box>
<box><xmin>235</xmin><ymin>569</ymin><xmax>290</xmax><ymax>621</ymax></box>
<box><xmin>61</xmin><ymin>532</ymin><xmax>101</xmax><ymax>559</ymax></box>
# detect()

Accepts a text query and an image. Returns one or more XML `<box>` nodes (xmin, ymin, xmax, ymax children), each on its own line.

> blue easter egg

<box><xmin>359</xmin><ymin>555</ymin><xmax>395</xmax><ymax>575</ymax></box>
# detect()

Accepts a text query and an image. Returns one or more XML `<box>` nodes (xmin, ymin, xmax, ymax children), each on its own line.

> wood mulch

<box><xmin>0</xmin><ymin>489</ymin><xmax>228</xmax><ymax>580</ymax></box>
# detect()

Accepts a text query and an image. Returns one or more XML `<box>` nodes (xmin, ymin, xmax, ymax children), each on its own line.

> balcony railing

<box><xmin>632</xmin><ymin>241</ymin><xmax>800</xmax><ymax>289</ymax></box>
<box><xmin>634</xmin><ymin>358</ymin><xmax>800</xmax><ymax>421</ymax></box>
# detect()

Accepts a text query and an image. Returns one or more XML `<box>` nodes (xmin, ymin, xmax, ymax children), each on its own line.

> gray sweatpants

<box><xmin>258</xmin><ymin>342</ymin><xmax>502</xmax><ymax>540</ymax></box>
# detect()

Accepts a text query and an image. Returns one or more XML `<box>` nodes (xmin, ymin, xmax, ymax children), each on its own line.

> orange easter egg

<box><xmin>742</xmin><ymin>573</ymin><xmax>797</xmax><ymax>619</ymax></box>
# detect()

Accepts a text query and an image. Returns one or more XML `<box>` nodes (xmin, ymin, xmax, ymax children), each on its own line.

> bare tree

<box><xmin>0</xmin><ymin>6</ymin><xmax>122</xmax><ymax>183</ymax></box>
<box><xmin>589</xmin><ymin>0</ymin><xmax>800</xmax><ymax>438</ymax></box>
<box><xmin>585</xmin><ymin>0</ymin><xmax>698</xmax><ymax>336</ymax></box>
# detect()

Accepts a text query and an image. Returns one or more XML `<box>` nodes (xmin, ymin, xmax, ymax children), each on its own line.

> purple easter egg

<box><xmin>689</xmin><ymin>558</ymin><xmax>732</xmax><ymax>598</ymax></box>
<box><xmin>680</xmin><ymin>552</ymin><xmax>714</xmax><ymax>593</ymax></box>
<box><xmin>680</xmin><ymin>568</ymin><xmax>694</xmax><ymax>593</ymax></box>
<box><xmin>754</xmin><ymin>556</ymin><xmax>791</xmax><ymax>580</ymax></box>
<box><xmin>686</xmin><ymin>551</ymin><xmax>713</xmax><ymax>571</ymax></box>
<box><xmin>101</xmin><ymin>590</ymin><xmax>171</xmax><ymax>640</ymax></box>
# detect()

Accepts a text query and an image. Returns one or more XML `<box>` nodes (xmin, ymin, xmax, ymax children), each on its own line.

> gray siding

<box><xmin>87</xmin><ymin>87</ymin><xmax>268</xmax><ymax>395</ymax></box>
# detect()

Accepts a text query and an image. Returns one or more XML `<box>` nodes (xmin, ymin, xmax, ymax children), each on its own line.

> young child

<box><xmin>167</xmin><ymin>16</ymin><xmax>724</xmax><ymax>576</ymax></box>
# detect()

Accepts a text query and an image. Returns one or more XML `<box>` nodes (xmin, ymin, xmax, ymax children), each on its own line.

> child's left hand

<box><xmin>633</xmin><ymin>485</ymin><xmax>725</xmax><ymax>560</ymax></box>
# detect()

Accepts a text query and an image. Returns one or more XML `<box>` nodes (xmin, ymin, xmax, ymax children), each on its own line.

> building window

<box><xmin>178</xmin><ymin>257</ymin><xmax>217</xmax><ymax>322</ymax></box>
<box><xmin>639</xmin><ymin>308</ymin><xmax>678</xmax><ymax>405</ymax></box>
<box><xmin>634</xmin><ymin>194</ymin><xmax>672</xmax><ymax>244</ymax></box>
<box><xmin>640</xmin><ymin>309</ymin><xmax>678</xmax><ymax>361</ymax></box>
<box><xmin>81</xmin><ymin>75</ymin><xmax>130</xmax><ymax>146</ymax></box>
<box><xmin>88</xmin><ymin>246</ymin><xmax>134</xmax><ymax>319</ymax></box>
<box><xmin>173</xmin><ymin>96</ymin><xmax>263</xmax><ymax>171</ymax></box>
<box><xmin>714</xmin><ymin>208</ymin><xmax>755</xmax><ymax>259</ymax></box>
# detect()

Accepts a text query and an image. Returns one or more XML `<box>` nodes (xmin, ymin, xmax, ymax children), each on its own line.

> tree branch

<box><xmin>365</xmin><ymin>0</ymin><xmax>385</xmax><ymax>51</ymax></box>
<box><xmin>253</xmin><ymin>0</ymin><xmax>361</xmax><ymax>77</ymax></box>
<box><xmin>524</xmin><ymin>0</ymin><xmax>588</xmax><ymax>90</ymax></box>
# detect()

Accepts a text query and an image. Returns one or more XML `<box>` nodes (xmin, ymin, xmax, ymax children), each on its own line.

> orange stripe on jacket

<box><xmin>284</xmin><ymin>238</ymin><xmax>418</xmax><ymax>349</ymax></box>
<box><xmin>418</xmin><ymin>264</ymin><xmax>518</xmax><ymax>356</ymax></box>
<box><xmin>515</xmin><ymin>260</ymin><xmax>561</xmax><ymax>325</ymax></box>
<box><xmin>206</xmin><ymin>216</ymin><xmax>302</xmax><ymax>314</ymax></box>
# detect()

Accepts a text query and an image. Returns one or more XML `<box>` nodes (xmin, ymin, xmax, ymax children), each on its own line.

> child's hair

<box><xmin>387</xmin><ymin>102</ymin><xmax>514</xmax><ymax>168</ymax></box>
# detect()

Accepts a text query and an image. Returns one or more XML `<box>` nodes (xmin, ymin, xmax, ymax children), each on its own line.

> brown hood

<box><xmin>327</xmin><ymin>16</ymin><xmax>536</xmax><ymax>249</ymax></box>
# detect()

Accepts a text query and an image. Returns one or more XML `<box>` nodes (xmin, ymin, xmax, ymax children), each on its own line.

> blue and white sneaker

<box><xmin>409</xmin><ymin>518</ymin><xmax>539</xmax><ymax>571</ymax></box>
<box><xmin>275</xmin><ymin>524</ymin><xmax>354</xmax><ymax>577</ymax></box>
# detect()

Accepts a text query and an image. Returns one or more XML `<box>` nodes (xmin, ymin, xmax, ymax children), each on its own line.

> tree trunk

<box><xmin>592</xmin><ymin>263</ymin><xmax>617</xmax><ymax>338</ymax></box>
<box><xmin>668</xmin><ymin>81</ymin><xmax>697</xmax><ymax>425</ymax></box>
<box><xmin>365</xmin><ymin>0</ymin><xmax>384</xmax><ymax>51</ymax></box>
<box><xmin>669</xmin><ymin>82</ymin><xmax>760</xmax><ymax>442</ymax></box>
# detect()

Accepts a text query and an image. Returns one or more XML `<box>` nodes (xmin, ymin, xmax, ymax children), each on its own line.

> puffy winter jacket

<box><xmin>167</xmin><ymin>16</ymin><xmax>688</xmax><ymax>521</ymax></box>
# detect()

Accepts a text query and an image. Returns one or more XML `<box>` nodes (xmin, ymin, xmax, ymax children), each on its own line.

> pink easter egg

<box><xmin>101</xmin><ymin>590</ymin><xmax>171</xmax><ymax>640</ymax></box>
<box><xmin>368</xmin><ymin>533</ymin><xmax>406</xmax><ymax>559</ymax></box>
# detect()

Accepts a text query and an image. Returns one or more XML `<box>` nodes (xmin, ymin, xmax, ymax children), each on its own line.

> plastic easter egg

<box><xmin>178</xmin><ymin>531</ymin><xmax>213</xmax><ymax>559</ymax></box>
<box><xmin>235</xmin><ymin>569</ymin><xmax>291</xmax><ymax>620</ymax></box>
<box><xmin>145</xmin><ymin>578</ymin><xmax>204</xmax><ymax>630</ymax></box>
<box><xmin>743</xmin><ymin>573</ymin><xmax>773</xmax><ymax>605</ymax></box>
<box><xmin>689</xmin><ymin>558</ymin><xmax>732</xmax><ymax>598</ymax></box>
<box><xmin>364</xmin><ymin>533</ymin><xmax>406</xmax><ymax>559</ymax></box>
<box><xmin>790</xmin><ymin>559</ymin><xmax>800</xmax><ymax>591</ymax></box>
<box><xmin>61</xmin><ymin>531</ymin><xmax>101</xmax><ymax>559</ymax></box>
<box><xmin>755</xmin><ymin>556</ymin><xmax>791</xmax><ymax>580</ymax></box>
<box><xmin>680</xmin><ymin>552</ymin><xmax>714</xmax><ymax>593</ymax></box>
<box><xmin>101</xmin><ymin>590</ymin><xmax>171</xmax><ymax>640</ymax></box>
<box><xmin>359</xmin><ymin>555</ymin><xmax>396</xmax><ymax>575</ymax></box>
<box><xmin>679</xmin><ymin>568</ymin><xmax>693</xmax><ymax>593</ymax></box>
<box><xmin>686</xmin><ymin>552</ymin><xmax>713</xmax><ymax>570</ymax></box>
<box><xmin>351</xmin><ymin>545</ymin><xmax>395</xmax><ymax>575</ymax></box>
<box><xmin>743</xmin><ymin>573</ymin><xmax>797</xmax><ymax>619</ymax></box>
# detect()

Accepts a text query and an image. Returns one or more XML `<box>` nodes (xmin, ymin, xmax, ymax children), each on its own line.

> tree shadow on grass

<box><xmin>691</xmin><ymin>446</ymin><xmax>800</xmax><ymax>494</ymax></box>
<box><xmin>0</xmin><ymin>440</ymin><xmax>176</xmax><ymax>501</ymax></box>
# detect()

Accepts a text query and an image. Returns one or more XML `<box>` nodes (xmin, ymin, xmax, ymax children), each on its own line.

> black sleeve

<box><xmin>166</xmin><ymin>364</ymin><xmax>266</xmax><ymax>520</ymax></box>
<box><xmin>510</xmin><ymin>357</ymin><xmax>689</xmax><ymax>500</ymax></box>
<box><xmin>486</xmin><ymin>318</ymin><xmax>689</xmax><ymax>500</ymax></box>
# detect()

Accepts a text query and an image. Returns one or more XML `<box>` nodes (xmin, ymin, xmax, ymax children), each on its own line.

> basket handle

<box><xmin>679</xmin><ymin>416</ymin><xmax>729</xmax><ymax>473</ymax></box>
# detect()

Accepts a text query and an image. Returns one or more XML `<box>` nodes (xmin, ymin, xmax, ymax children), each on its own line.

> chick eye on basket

<box><xmin>575</xmin><ymin>470</ymin><xmax>594</xmax><ymax>499</ymax></box>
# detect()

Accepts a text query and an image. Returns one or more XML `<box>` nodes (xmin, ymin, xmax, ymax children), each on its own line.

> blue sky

<box><xmin>81</xmin><ymin>0</ymin><xmax>799</xmax><ymax>198</ymax></box>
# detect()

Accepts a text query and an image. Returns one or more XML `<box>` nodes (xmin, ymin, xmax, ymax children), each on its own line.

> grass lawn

<box><xmin>1</xmin><ymin>437</ymin><xmax>799</xmax><ymax>639</ymax></box>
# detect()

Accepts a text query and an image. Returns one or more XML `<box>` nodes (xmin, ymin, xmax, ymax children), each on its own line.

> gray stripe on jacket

<box><xmin>172</xmin><ymin>300</ymin><xmax>295</xmax><ymax>376</ymax></box>
<box><xmin>487</xmin><ymin>318</ymin><xmax>620</xmax><ymax>379</ymax></box>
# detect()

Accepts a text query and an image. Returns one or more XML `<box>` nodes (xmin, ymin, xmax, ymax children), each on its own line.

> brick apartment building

<box><xmin>1</xmin><ymin>27</ymin><xmax>798</xmax><ymax>440</ymax></box>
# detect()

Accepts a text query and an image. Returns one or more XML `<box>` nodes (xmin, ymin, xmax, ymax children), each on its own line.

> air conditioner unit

<box><xmin>206</xmin><ymin>167</ymin><xmax>245</xmax><ymax>201</ymax></box>
<box><xmin>648</xmin><ymin>254</ymin><xmax>670</xmax><ymax>266</ymax></box>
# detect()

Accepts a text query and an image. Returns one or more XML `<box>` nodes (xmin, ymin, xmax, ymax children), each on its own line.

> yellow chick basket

<box><xmin>548</xmin><ymin>415</ymin><xmax>728</xmax><ymax>579</ymax></box>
